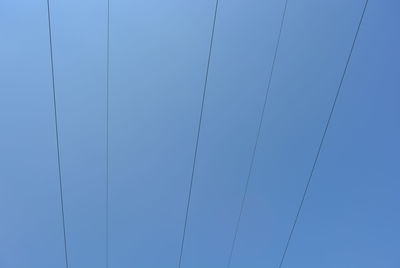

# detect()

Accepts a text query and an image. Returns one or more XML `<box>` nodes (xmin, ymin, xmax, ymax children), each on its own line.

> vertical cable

<box><xmin>278</xmin><ymin>1</ymin><xmax>369</xmax><ymax>267</ymax></box>
<box><xmin>178</xmin><ymin>1</ymin><xmax>219</xmax><ymax>267</ymax></box>
<box><xmin>106</xmin><ymin>0</ymin><xmax>110</xmax><ymax>267</ymax></box>
<box><xmin>226</xmin><ymin>1</ymin><xmax>289</xmax><ymax>267</ymax></box>
<box><xmin>46</xmin><ymin>0</ymin><xmax>69</xmax><ymax>267</ymax></box>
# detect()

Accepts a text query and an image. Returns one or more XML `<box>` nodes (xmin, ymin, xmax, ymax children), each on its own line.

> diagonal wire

<box><xmin>106</xmin><ymin>0</ymin><xmax>110</xmax><ymax>267</ymax></box>
<box><xmin>177</xmin><ymin>1</ymin><xmax>219</xmax><ymax>267</ymax></box>
<box><xmin>226</xmin><ymin>1</ymin><xmax>289</xmax><ymax>267</ymax></box>
<box><xmin>278</xmin><ymin>1</ymin><xmax>369</xmax><ymax>267</ymax></box>
<box><xmin>46</xmin><ymin>0</ymin><xmax>69</xmax><ymax>267</ymax></box>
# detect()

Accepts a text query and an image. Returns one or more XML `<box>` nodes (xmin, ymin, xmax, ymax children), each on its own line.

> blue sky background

<box><xmin>0</xmin><ymin>0</ymin><xmax>399</xmax><ymax>267</ymax></box>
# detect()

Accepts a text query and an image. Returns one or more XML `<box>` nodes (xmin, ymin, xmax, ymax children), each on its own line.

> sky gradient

<box><xmin>1</xmin><ymin>0</ymin><xmax>399</xmax><ymax>267</ymax></box>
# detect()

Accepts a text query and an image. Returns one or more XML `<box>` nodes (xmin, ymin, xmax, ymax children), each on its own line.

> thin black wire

<box><xmin>46</xmin><ymin>0</ymin><xmax>69</xmax><ymax>267</ymax></box>
<box><xmin>178</xmin><ymin>1</ymin><xmax>219</xmax><ymax>267</ymax></box>
<box><xmin>106</xmin><ymin>0</ymin><xmax>110</xmax><ymax>267</ymax></box>
<box><xmin>278</xmin><ymin>1</ymin><xmax>369</xmax><ymax>267</ymax></box>
<box><xmin>226</xmin><ymin>1</ymin><xmax>289</xmax><ymax>267</ymax></box>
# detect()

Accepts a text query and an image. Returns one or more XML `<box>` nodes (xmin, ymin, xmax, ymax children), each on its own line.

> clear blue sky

<box><xmin>1</xmin><ymin>0</ymin><xmax>399</xmax><ymax>267</ymax></box>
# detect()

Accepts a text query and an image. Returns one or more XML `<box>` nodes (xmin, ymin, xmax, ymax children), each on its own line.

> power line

<box><xmin>177</xmin><ymin>1</ymin><xmax>219</xmax><ymax>267</ymax></box>
<box><xmin>46</xmin><ymin>0</ymin><xmax>69</xmax><ymax>267</ymax></box>
<box><xmin>226</xmin><ymin>1</ymin><xmax>289</xmax><ymax>267</ymax></box>
<box><xmin>278</xmin><ymin>1</ymin><xmax>369</xmax><ymax>267</ymax></box>
<box><xmin>106</xmin><ymin>0</ymin><xmax>110</xmax><ymax>267</ymax></box>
